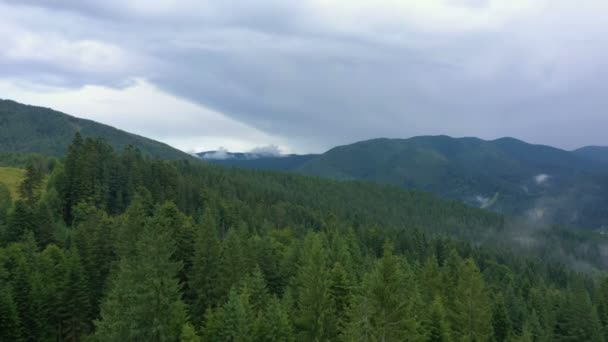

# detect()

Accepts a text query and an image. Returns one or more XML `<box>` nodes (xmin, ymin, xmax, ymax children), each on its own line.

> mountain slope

<box><xmin>0</xmin><ymin>99</ymin><xmax>192</xmax><ymax>160</ymax></box>
<box><xmin>296</xmin><ymin>136</ymin><xmax>608</xmax><ymax>228</ymax></box>
<box><xmin>574</xmin><ymin>146</ymin><xmax>608</xmax><ymax>164</ymax></box>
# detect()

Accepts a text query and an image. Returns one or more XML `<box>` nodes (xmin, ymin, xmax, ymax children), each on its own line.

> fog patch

<box><xmin>201</xmin><ymin>147</ymin><xmax>233</xmax><ymax>160</ymax></box>
<box><xmin>476</xmin><ymin>192</ymin><xmax>499</xmax><ymax>209</ymax></box>
<box><xmin>249</xmin><ymin>145</ymin><xmax>283</xmax><ymax>158</ymax></box>
<box><xmin>535</xmin><ymin>174</ymin><xmax>550</xmax><ymax>185</ymax></box>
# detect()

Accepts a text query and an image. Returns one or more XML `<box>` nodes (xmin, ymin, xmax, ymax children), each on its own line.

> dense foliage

<box><xmin>206</xmin><ymin>136</ymin><xmax>608</xmax><ymax>229</ymax></box>
<box><xmin>1</xmin><ymin>134</ymin><xmax>608</xmax><ymax>341</ymax></box>
<box><xmin>0</xmin><ymin>99</ymin><xmax>191</xmax><ymax>160</ymax></box>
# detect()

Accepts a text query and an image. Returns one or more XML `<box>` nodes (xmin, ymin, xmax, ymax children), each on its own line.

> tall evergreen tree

<box><xmin>597</xmin><ymin>278</ymin><xmax>608</xmax><ymax>341</ymax></box>
<box><xmin>6</xmin><ymin>200</ymin><xmax>35</xmax><ymax>244</ymax></box>
<box><xmin>0</xmin><ymin>284</ymin><xmax>22</xmax><ymax>342</ymax></box>
<box><xmin>18</xmin><ymin>161</ymin><xmax>43</xmax><ymax>205</ymax></box>
<box><xmin>254</xmin><ymin>296</ymin><xmax>295</xmax><ymax>342</ymax></box>
<box><xmin>492</xmin><ymin>294</ymin><xmax>512</xmax><ymax>342</ymax></box>
<box><xmin>59</xmin><ymin>249</ymin><xmax>91</xmax><ymax>341</ymax></box>
<box><xmin>292</xmin><ymin>233</ymin><xmax>336</xmax><ymax>341</ymax></box>
<box><xmin>203</xmin><ymin>287</ymin><xmax>255</xmax><ymax>342</ymax></box>
<box><xmin>344</xmin><ymin>243</ymin><xmax>421</xmax><ymax>341</ymax></box>
<box><xmin>553</xmin><ymin>282</ymin><xmax>602</xmax><ymax>342</ymax></box>
<box><xmin>424</xmin><ymin>297</ymin><xmax>450</xmax><ymax>342</ymax></box>
<box><xmin>94</xmin><ymin>205</ymin><xmax>187</xmax><ymax>341</ymax></box>
<box><xmin>189</xmin><ymin>207</ymin><xmax>222</xmax><ymax>321</ymax></box>
<box><xmin>449</xmin><ymin>258</ymin><xmax>492</xmax><ymax>342</ymax></box>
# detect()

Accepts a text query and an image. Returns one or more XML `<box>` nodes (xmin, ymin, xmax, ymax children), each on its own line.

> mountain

<box><xmin>0</xmin><ymin>99</ymin><xmax>192</xmax><ymax>160</ymax></box>
<box><xmin>201</xmin><ymin>136</ymin><xmax>608</xmax><ymax>229</ymax></box>
<box><xmin>574</xmin><ymin>146</ymin><xmax>608</xmax><ymax>164</ymax></box>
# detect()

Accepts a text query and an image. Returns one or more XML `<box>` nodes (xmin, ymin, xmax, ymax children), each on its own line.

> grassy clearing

<box><xmin>0</xmin><ymin>167</ymin><xmax>24</xmax><ymax>199</ymax></box>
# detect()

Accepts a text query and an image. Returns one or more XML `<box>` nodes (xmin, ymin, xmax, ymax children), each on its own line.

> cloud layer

<box><xmin>1</xmin><ymin>0</ymin><xmax>608</xmax><ymax>153</ymax></box>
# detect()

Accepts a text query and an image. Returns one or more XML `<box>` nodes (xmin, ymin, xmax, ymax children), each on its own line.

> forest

<box><xmin>1</xmin><ymin>133</ymin><xmax>608</xmax><ymax>341</ymax></box>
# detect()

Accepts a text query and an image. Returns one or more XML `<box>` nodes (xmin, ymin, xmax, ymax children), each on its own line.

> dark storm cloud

<box><xmin>2</xmin><ymin>0</ymin><xmax>608</xmax><ymax>152</ymax></box>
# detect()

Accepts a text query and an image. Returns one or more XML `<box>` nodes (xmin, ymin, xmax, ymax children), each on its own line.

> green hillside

<box><xmin>295</xmin><ymin>136</ymin><xmax>608</xmax><ymax>229</ymax></box>
<box><xmin>1</xmin><ymin>135</ymin><xmax>607</xmax><ymax>341</ymax></box>
<box><xmin>0</xmin><ymin>99</ymin><xmax>193</xmax><ymax>160</ymax></box>
<box><xmin>575</xmin><ymin>146</ymin><xmax>608</xmax><ymax>164</ymax></box>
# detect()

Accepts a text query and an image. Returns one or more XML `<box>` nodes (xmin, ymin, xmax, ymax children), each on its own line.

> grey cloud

<box><xmin>2</xmin><ymin>0</ymin><xmax>608</xmax><ymax>152</ymax></box>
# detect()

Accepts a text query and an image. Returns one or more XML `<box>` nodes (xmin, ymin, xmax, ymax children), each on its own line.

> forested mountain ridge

<box><xmin>575</xmin><ymin>146</ymin><xmax>608</xmax><ymax>164</ymax></box>
<box><xmin>202</xmin><ymin>136</ymin><xmax>608</xmax><ymax>229</ymax></box>
<box><xmin>1</xmin><ymin>134</ymin><xmax>608</xmax><ymax>341</ymax></box>
<box><xmin>0</xmin><ymin>99</ymin><xmax>192</xmax><ymax>160</ymax></box>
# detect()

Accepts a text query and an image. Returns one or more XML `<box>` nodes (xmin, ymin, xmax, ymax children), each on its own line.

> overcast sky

<box><xmin>1</xmin><ymin>0</ymin><xmax>608</xmax><ymax>154</ymax></box>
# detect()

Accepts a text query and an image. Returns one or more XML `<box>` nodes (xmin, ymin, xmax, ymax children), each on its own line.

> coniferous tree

<box><xmin>38</xmin><ymin>244</ymin><xmax>69</xmax><ymax>341</ymax></box>
<box><xmin>597</xmin><ymin>278</ymin><xmax>608</xmax><ymax>341</ymax></box>
<box><xmin>180</xmin><ymin>323</ymin><xmax>201</xmax><ymax>342</ymax></box>
<box><xmin>243</xmin><ymin>266</ymin><xmax>270</xmax><ymax>314</ymax></box>
<box><xmin>18</xmin><ymin>161</ymin><xmax>43</xmax><ymax>205</ymax></box>
<box><xmin>553</xmin><ymin>282</ymin><xmax>602</xmax><ymax>342</ymax></box>
<box><xmin>449</xmin><ymin>258</ymin><xmax>492</xmax><ymax>342</ymax></box>
<box><xmin>492</xmin><ymin>294</ymin><xmax>512</xmax><ymax>342</ymax></box>
<box><xmin>0</xmin><ymin>183</ymin><xmax>12</xmax><ymax>226</ymax></box>
<box><xmin>344</xmin><ymin>243</ymin><xmax>421</xmax><ymax>341</ymax></box>
<box><xmin>12</xmin><ymin>259</ymin><xmax>44</xmax><ymax>342</ymax></box>
<box><xmin>189</xmin><ymin>207</ymin><xmax>222</xmax><ymax>320</ymax></box>
<box><xmin>254</xmin><ymin>296</ymin><xmax>295</xmax><ymax>342</ymax></box>
<box><xmin>424</xmin><ymin>297</ymin><xmax>450</xmax><ymax>342</ymax></box>
<box><xmin>94</xmin><ymin>204</ymin><xmax>187</xmax><ymax>342</ymax></box>
<box><xmin>6</xmin><ymin>200</ymin><xmax>35</xmax><ymax>244</ymax></box>
<box><xmin>0</xmin><ymin>284</ymin><xmax>22</xmax><ymax>342</ymax></box>
<box><xmin>203</xmin><ymin>287</ymin><xmax>254</xmax><ymax>342</ymax></box>
<box><xmin>59</xmin><ymin>249</ymin><xmax>91</xmax><ymax>341</ymax></box>
<box><xmin>292</xmin><ymin>233</ymin><xmax>335</xmax><ymax>341</ymax></box>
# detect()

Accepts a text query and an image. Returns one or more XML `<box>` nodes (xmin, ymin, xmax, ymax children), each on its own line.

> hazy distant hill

<box><xmin>201</xmin><ymin>136</ymin><xmax>608</xmax><ymax>228</ymax></box>
<box><xmin>574</xmin><ymin>146</ymin><xmax>608</xmax><ymax>164</ymax></box>
<box><xmin>0</xmin><ymin>99</ymin><xmax>192</xmax><ymax>160</ymax></box>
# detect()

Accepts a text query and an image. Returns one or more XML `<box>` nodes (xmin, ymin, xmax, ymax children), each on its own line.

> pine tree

<box><xmin>6</xmin><ymin>200</ymin><xmax>35</xmax><ymax>244</ymax></box>
<box><xmin>597</xmin><ymin>278</ymin><xmax>608</xmax><ymax>341</ymax></box>
<box><xmin>424</xmin><ymin>297</ymin><xmax>450</xmax><ymax>342</ymax></box>
<box><xmin>19</xmin><ymin>161</ymin><xmax>43</xmax><ymax>205</ymax></box>
<box><xmin>203</xmin><ymin>287</ymin><xmax>255</xmax><ymax>342</ymax></box>
<box><xmin>449</xmin><ymin>258</ymin><xmax>492</xmax><ymax>342</ymax></box>
<box><xmin>292</xmin><ymin>233</ymin><xmax>335</xmax><ymax>341</ymax></box>
<box><xmin>38</xmin><ymin>244</ymin><xmax>69</xmax><ymax>342</ymax></box>
<box><xmin>219</xmin><ymin>227</ymin><xmax>248</xmax><ymax>298</ymax></box>
<box><xmin>0</xmin><ymin>285</ymin><xmax>22</xmax><ymax>342</ymax></box>
<box><xmin>12</xmin><ymin>259</ymin><xmax>44</xmax><ymax>342</ymax></box>
<box><xmin>180</xmin><ymin>323</ymin><xmax>201</xmax><ymax>342</ymax></box>
<box><xmin>0</xmin><ymin>183</ymin><xmax>12</xmax><ymax>227</ymax></box>
<box><xmin>254</xmin><ymin>296</ymin><xmax>295</xmax><ymax>342</ymax></box>
<box><xmin>344</xmin><ymin>243</ymin><xmax>421</xmax><ymax>341</ymax></box>
<box><xmin>94</xmin><ymin>206</ymin><xmax>187</xmax><ymax>341</ymax></box>
<box><xmin>492</xmin><ymin>294</ymin><xmax>512</xmax><ymax>342</ymax></box>
<box><xmin>189</xmin><ymin>208</ymin><xmax>222</xmax><ymax>321</ymax></box>
<box><xmin>32</xmin><ymin>201</ymin><xmax>56</xmax><ymax>248</ymax></box>
<box><xmin>553</xmin><ymin>282</ymin><xmax>602</xmax><ymax>342</ymax></box>
<box><xmin>329</xmin><ymin>261</ymin><xmax>351</xmax><ymax>337</ymax></box>
<box><xmin>242</xmin><ymin>266</ymin><xmax>270</xmax><ymax>314</ymax></box>
<box><xmin>59</xmin><ymin>249</ymin><xmax>91</xmax><ymax>341</ymax></box>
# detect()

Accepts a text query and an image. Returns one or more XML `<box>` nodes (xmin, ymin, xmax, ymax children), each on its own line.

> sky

<box><xmin>1</xmin><ymin>0</ymin><xmax>608</xmax><ymax>154</ymax></box>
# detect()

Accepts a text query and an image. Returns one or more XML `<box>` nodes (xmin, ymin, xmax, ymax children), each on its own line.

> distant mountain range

<box><xmin>198</xmin><ymin>136</ymin><xmax>608</xmax><ymax>229</ymax></box>
<box><xmin>0</xmin><ymin>99</ymin><xmax>192</xmax><ymax>160</ymax></box>
<box><xmin>3</xmin><ymin>98</ymin><xmax>608</xmax><ymax>229</ymax></box>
